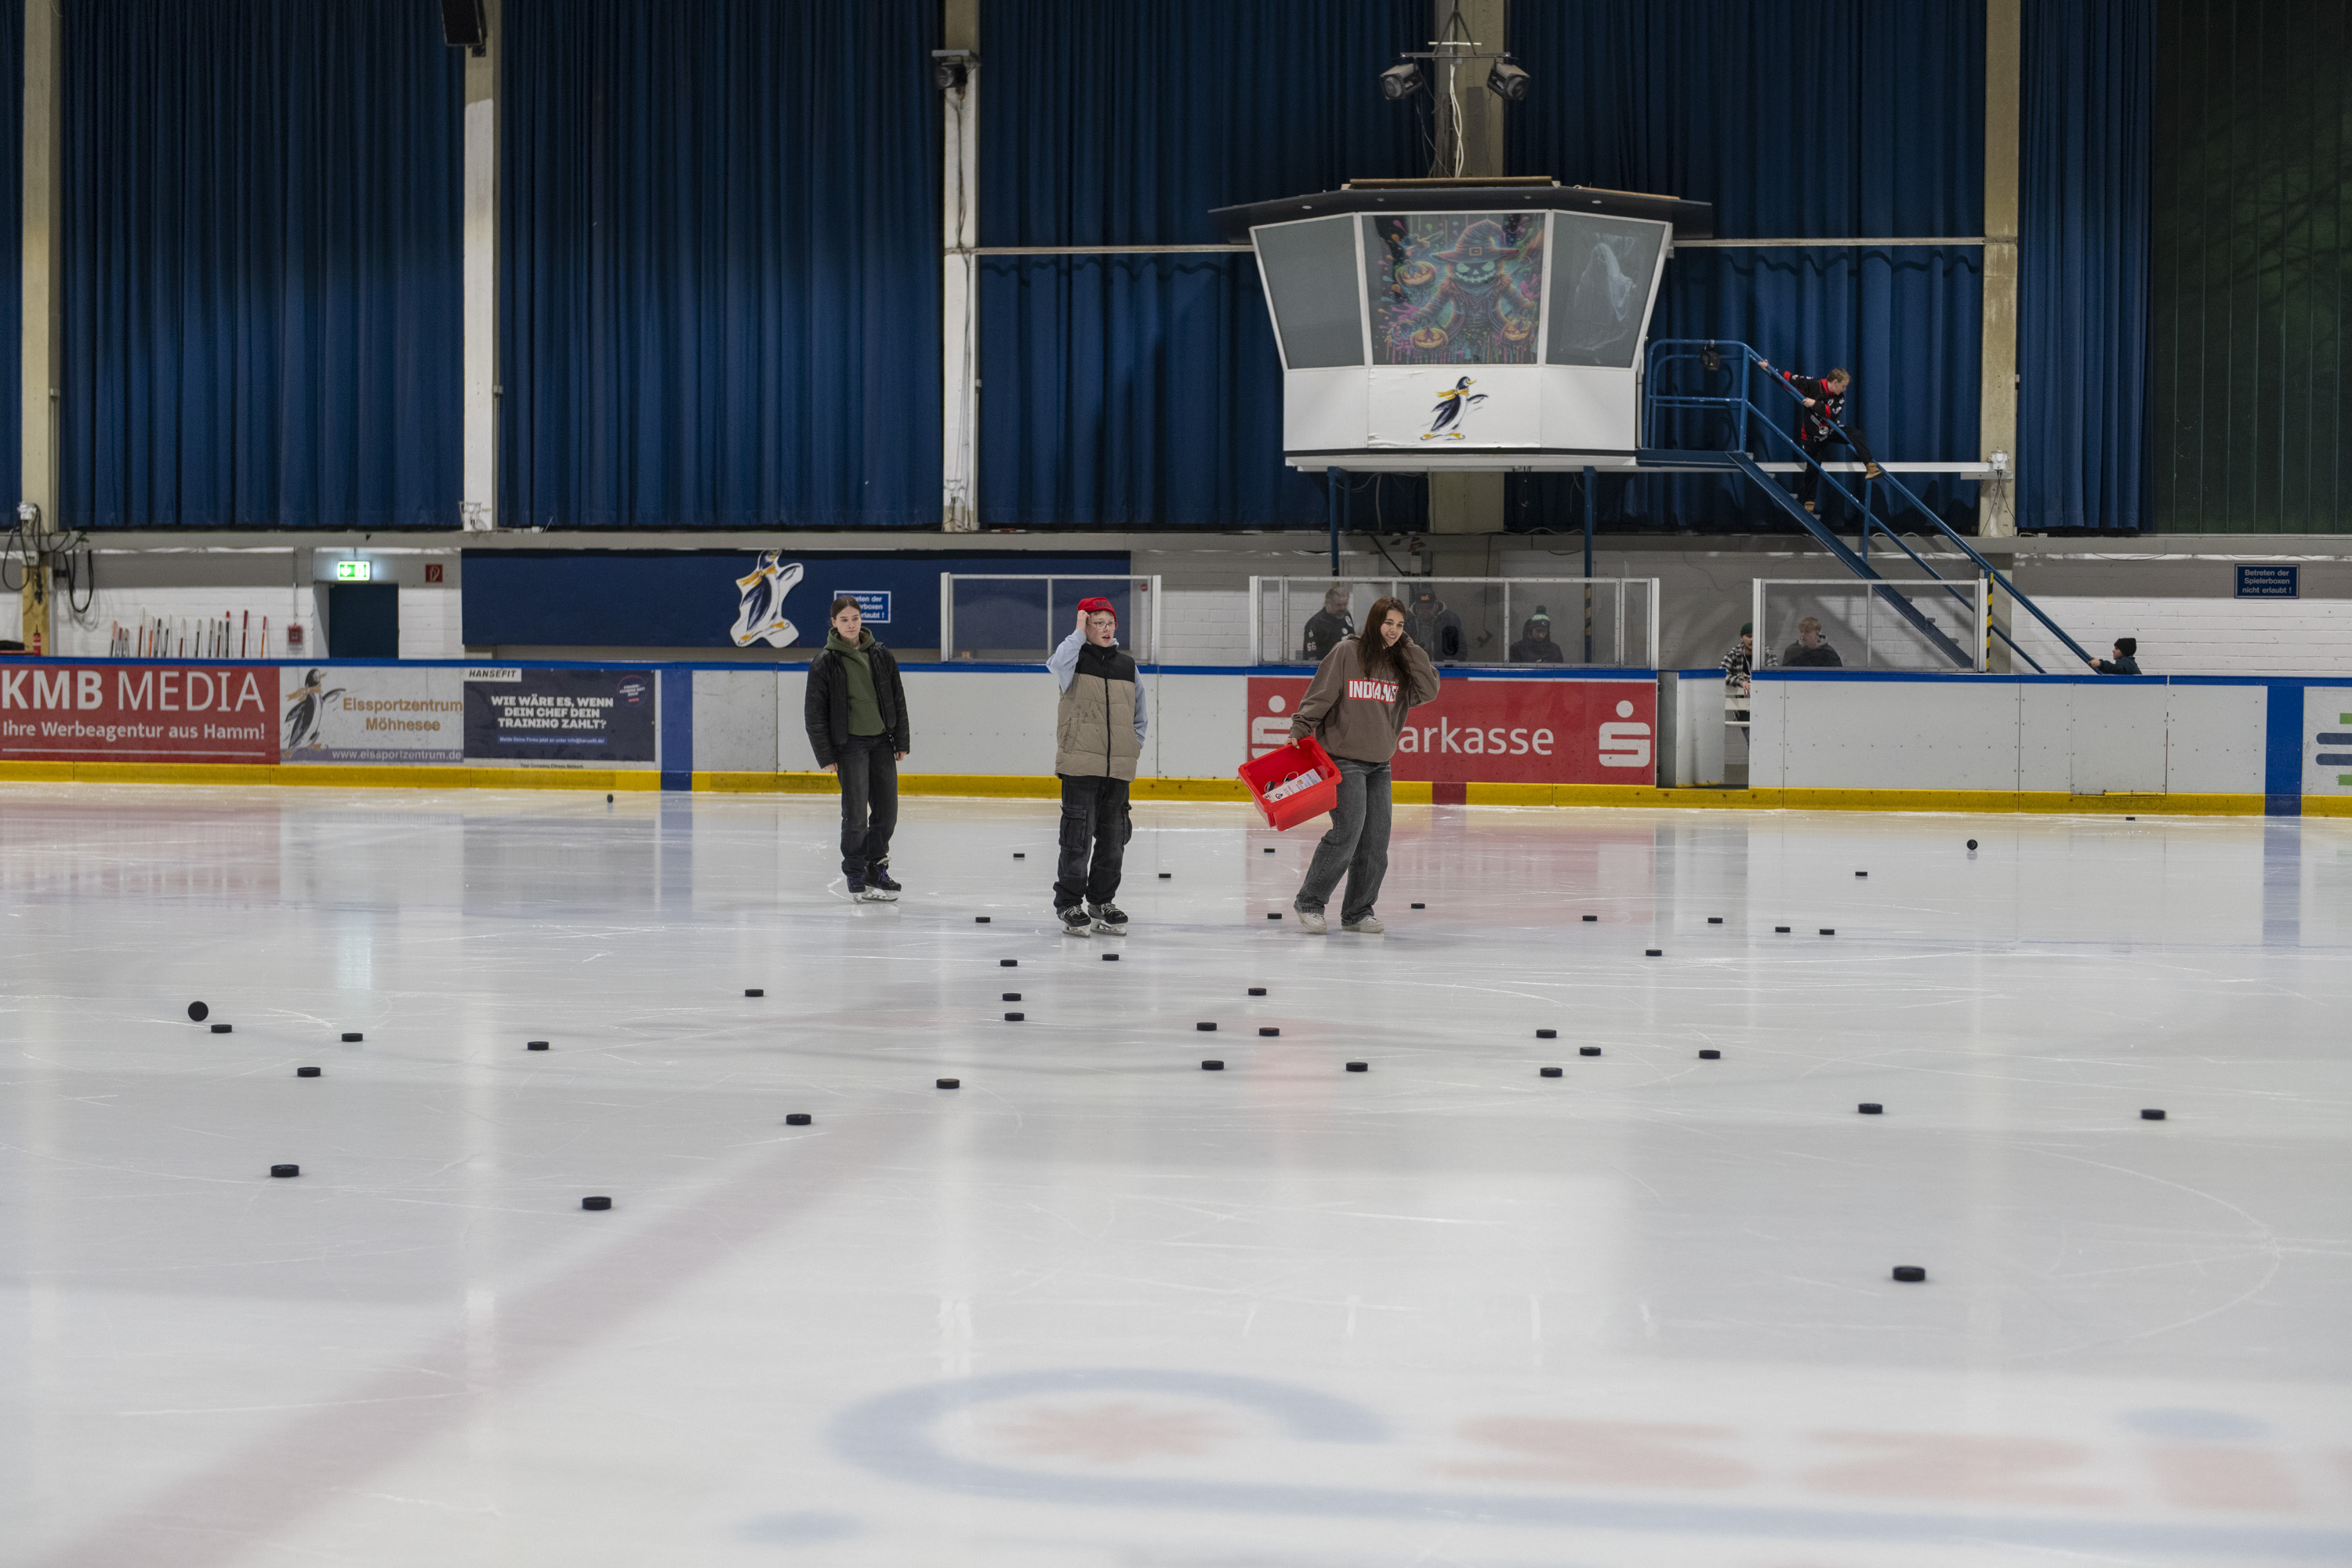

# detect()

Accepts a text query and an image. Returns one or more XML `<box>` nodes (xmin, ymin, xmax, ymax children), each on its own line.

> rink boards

<box><xmin>0</xmin><ymin>657</ymin><xmax>2348</xmax><ymax>816</ymax></box>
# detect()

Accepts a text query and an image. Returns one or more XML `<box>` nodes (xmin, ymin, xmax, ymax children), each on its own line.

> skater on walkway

<box><xmin>805</xmin><ymin>597</ymin><xmax>911</xmax><ymax>901</ymax></box>
<box><xmin>1288</xmin><ymin>597</ymin><xmax>1440</xmax><ymax>935</ymax></box>
<box><xmin>1049</xmin><ymin>597</ymin><xmax>1147</xmax><ymax>935</ymax></box>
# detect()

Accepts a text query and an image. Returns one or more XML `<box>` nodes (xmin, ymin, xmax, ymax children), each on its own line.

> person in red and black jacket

<box><xmin>1759</xmin><ymin>361</ymin><xmax>1851</xmax><ymax>512</ymax></box>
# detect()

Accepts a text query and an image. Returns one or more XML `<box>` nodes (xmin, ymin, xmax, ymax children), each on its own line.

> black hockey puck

<box><xmin>270</xmin><ymin>1164</ymin><xmax>298</xmax><ymax>1178</ymax></box>
<box><xmin>2141</xmin><ymin>1108</ymin><xmax>2166</xmax><ymax>1121</ymax></box>
<box><xmin>1248</xmin><ymin>987</ymin><xmax>1267</xmax><ymax>996</ymax></box>
<box><xmin>1707</xmin><ymin>916</ymin><xmax>1722</xmax><ymax>924</ymax></box>
<box><xmin>1102</xmin><ymin>952</ymin><xmax>1119</xmax><ymax>960</ymax></box>
<box><xmin>211</xmin><ymin>1023</ymin><xmax>231</xmax><ymax>1034</ymax></box>
<box><xmin>1581</xmin><ymin>914</ymin><xmax>1597</xmax><ymax>922</ymax></box>
<box><xmin>1820</xmin><ymin>927</ymin><xmax>1835</xmax><ymax>935</ymax></box>
<box><xmin>1540</xmin><ymin>1066</ymin><xmax>1562</xmax><ymax>1078</ymax></box>
<box><xmin>1345</xmin><ymin>1062</ymin><xmax>1367</xmax><ymax>1073</ymax></box>
<box><xmin>745</xmin><ymin>988</ymin><xmax>764</xmax><ymax>997</ymax></box>
<box><xmin>785</xmin><ymin>1113</ymin><xmax>812</xmax><ymax>1126</ymax></box>
<box><xmin>187</xmin><ymin>1001</ymin><xmax>209</xmax><ymax>1022</ymax></box>
<box><xmin>1775</xmin><ymin>925</ymin><xmax>1790</xmax><ymax>933</ymax></box>
<box><xmin>1013</xmin><ymin>852</ymin><xmax>1025</xmax><ymax>858</ymax></box>
<box><xmin>1159</xmin><ymin>872</ymin><xmax>1171</xmax><ymax>878</ymax></box>
<box><xmin>2125</xmin><ymin>815</ymin><xmax>2136</xmax><ymax>820</ymax></box>
<box><xmin>1004</xmin><ymin>1012</ymin><xmax>1024</xmax><ymax>1022</ymax></box>
<box><xmin>1967</xmin><ymin>839</ymin><xmax>1978</xmax><ymax>849</ymax></box>
<box><xmin>1201</xmin><ymin>1060</ymin><xmax>1224</xmax><ymax>1071</ymax></box>
<box><xmin>1858</xmin><ymin>1102</ymin><xmax>1882</xmax><ymax>1115</ymax></box>
<box><xmin>937</xmin><ymin>1077</ymin><xmax>960</xmax><ymax>1089</ymax></box>
<box><xmin>341</xmin><ymin>1033</ymin><xmax>362</xmax><ymax>1042</ymax></box>
<box><xmin>1698</xmin><ymin>1049</ymin><xmax>1721</xmax><ymax>1059</ymax></box>
<box><xmin>1258</xmin><ymin>1027</ymin><xmax>1278</xmax><ymax>1037</ymax></box>
<box><xmin>1001</xmin><ymin>959</ymin><xmax>1017</xmax><ymax>967</ymax></box>
<box><xmin>1892</xmin><ymin>1265</ymin><xmax>1926</xmax><ymax>1283</ymax></box>
<box><xmin>1535</xmin><ymin>1029</ymin><xmax>1557</xmax><ymax>1039</ymax></box>
<box><xmin>583</xmin><ymin>1196</ymin><xmax>611</xmax><ymax>1210</ymax></box>
<box><xmin>1580</xmin><ymin>1047</ymin><xmax>1601</xmax><ymax>1057</ymax></box>
<box><xmin>1855</xmin><ymin>871</ymin><xmax>1867</xmax><ymax>877</ymax></box>
<box><xmin>1263</xmin><ymin>847</ymin><xmax>1275</xmax><ymax>854</ymax></box>
<box><xmin>1196</xmin><ymin>1022</ymin><xmax>1216</xmax><ymax>1031</ymax></box>
<box><xmin>1268</xmin><ymin>912</ymin><xmax>1282</xmax><ymax>920</ymax></box>
<box><xmin>975</xmin><ymin>916</ymin><xmax>990</xmax><ymax>924</ymax></box>
<box><xmin>606</xmin><ymin>794</ymin><xmax>613</xmax><ymax>803</ymax></box>
<box><xmin>1410</xmin><ymin>902</ymin><xmax>1425</xmax><ymax>909</ymax></box>
<box><xmin>1003</xmin><ymin>992</ymin><xmax>1020</xmax><ymax>1001</ymax></box>
<box><xmin>1645</xmin><ymin>949</ymin><xmax>1661</xmax><ymax>956</ymax></box>
<box><xmin>296</xmin><ymin>1066</ymin><xmax>320</xmax><ymax>1078</ymax></box>
<box><xmin>527</xmin><ymin>1040</ymin><xmax>549</xmax><ymax>1051</ymax></box>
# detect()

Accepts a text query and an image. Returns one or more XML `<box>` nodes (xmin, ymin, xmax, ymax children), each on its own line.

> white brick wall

<box><xmin>397</xmin><ymin>590</ymin><xmax>464</xmax><ymax>659</ymax></box>
<box><xmin>7</xmin><ymin>586</ymin><xmax>321</xmax><ymax>658</ymax></box>
<box><xmin>1153</xmin><ymin>587</ymin><xmax>1253</xmax><ymax>666</ymax></box>
<box><xmin>2009</xmin><ymin>596</ymin><xmax>2352</xmax><ymax>676</ymax></box>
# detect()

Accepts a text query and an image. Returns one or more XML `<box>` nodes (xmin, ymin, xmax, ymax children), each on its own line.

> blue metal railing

<box><xmin>1640</xmin><ymin>339</ymin><xmax>2092</xmax><ymax>673</ymax></box>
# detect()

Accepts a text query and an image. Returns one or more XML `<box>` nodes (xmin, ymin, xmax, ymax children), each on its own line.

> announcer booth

<box><xmin>1211</xmin><ymin>182</ymin><xmax>1715</xmax><ymax>471</ymax></box>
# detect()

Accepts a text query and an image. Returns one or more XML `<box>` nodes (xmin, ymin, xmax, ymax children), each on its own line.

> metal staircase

<box><xmin>1639</xmin><ymin>339</ymin><xmax>2089</xmax><ymax>673</ymax></box>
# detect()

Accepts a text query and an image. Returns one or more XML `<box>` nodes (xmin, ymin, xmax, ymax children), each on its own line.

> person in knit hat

<box><xmin>1047</xmin><ymin>596</ymin><xmax>1147</xmax><ymax>935</ymax></box>
<box><xmin>804</xmin><ymin>596</ymin><xmax>911</xmax><ymax>901</ymax></box>
<box><xmin>1508</xmin><ymin>606</ymin><xmax>1566</xmax><ymax>662</ymax></box>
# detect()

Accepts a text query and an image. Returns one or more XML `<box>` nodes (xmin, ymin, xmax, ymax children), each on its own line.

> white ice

<box><xmin>2</xmin><ymin>785</ymin><xmax>2349</xmax><ymax>1568</ymax></box>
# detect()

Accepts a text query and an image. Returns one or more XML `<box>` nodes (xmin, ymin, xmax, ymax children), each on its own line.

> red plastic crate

<box><xmin>1238</xmin><ymin>735</ymin><xmax>1341</xmax><ymax>831</ymax></box>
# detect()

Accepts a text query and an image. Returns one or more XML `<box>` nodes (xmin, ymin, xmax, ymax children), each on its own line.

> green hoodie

<box><xmin>826</xmin><ymin>628</ymin><xmax>886</xmax><ymax>736</ymax></box>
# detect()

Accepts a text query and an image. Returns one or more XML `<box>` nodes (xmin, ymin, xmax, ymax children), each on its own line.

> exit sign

<box><xmin>333</xmin><ymin>561</ymin><xmax>372</xmax><ymax>582</ymax></box>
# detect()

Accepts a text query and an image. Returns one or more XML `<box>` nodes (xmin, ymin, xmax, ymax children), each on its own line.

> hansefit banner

<box><xmin>463</xmin><ymin>667</ymin><xmax>657</xmax><ymax>764</ymax></box>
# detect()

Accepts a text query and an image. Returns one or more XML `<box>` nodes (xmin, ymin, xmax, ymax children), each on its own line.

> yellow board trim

<box><xmin>0</xmin><ymin>759</ymin><xmax>2331</xmax><ymax>818</ymax></box>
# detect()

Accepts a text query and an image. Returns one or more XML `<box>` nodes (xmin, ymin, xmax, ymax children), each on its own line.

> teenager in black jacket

<box><xmin>804</xmin><ymin>597</ymin><xmax>912</xmax><ymax>901</ymax></box>
<box><xmin>1759</xmin><ymin>360</ymin><xmax>1850</xmax><ymax>511</ymax></box>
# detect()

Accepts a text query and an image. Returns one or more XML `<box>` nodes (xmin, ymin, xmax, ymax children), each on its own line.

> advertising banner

<box><xmin>1246</xmin><ymin>674</ymin><xmax>1654</xmax><ymax>786</ymax></box>
<box><xmin>463</xmin><ymin>667</ymin><xmax>657</xmax><ymax>765</ymax></box>
<box><xmin>0</xmin><ymin>662</ymin><xmax>276</xmax><ymax>764</ymax></box>
<box><xmin>281</xmin><ymin>666</ymin><xmax>463</xmax><ymax>764</ymax></box>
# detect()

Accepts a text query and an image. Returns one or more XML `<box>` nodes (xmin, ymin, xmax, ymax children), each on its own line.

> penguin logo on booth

<box><xmin>1598</xmin><ymin>699</ymin><xmax>1650</xmax><ymax>768</ymax></box>
<box><xmin>731</xmin><ymin>550</ymin><xmax>804</xmax><ymax>648</ymax></box>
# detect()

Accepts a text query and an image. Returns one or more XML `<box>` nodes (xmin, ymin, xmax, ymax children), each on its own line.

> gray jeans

<box><xmin>1294</xmin><ymin>757</ymin><xmax>1392</xmax><ymax>923</ymax></box>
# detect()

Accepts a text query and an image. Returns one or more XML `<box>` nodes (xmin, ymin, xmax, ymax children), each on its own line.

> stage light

<box><xmin>1487</xmin><ymin>57</ymin><xmax>1531</xmax><ymax>101</ymax></box>
<box><xmin>931</xmin><ymin>49</ymin><xmax>975</xmax><ymax>93</ymax></box>
<box><xmin>1379</xmin><ymin>61</ymin><xmax>1424</xmax><ymax>100</ymax></box>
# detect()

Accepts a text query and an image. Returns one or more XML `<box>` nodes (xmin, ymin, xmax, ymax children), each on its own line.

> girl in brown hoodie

<box><xmin>1286</xmin><ymin>596</ymin><xmax>1440</xmax><ymax>934</ymax></box>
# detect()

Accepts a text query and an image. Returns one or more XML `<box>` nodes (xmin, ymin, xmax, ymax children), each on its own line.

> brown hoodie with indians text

<box><xmin>1287</xmin><ymin>637</ymin><xmax>1440</xmax><ymax>764</ymax></box>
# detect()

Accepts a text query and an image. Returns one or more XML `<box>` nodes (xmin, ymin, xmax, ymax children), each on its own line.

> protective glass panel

<box><xmin>1544</xmin><ymin>212</ymin><xmax>1665</xmax><ymax>368</ymax></box>
<box><xmin>1362</xmin><ymin>212</ymin><xmax>1544</xmax><ymax>365</ymax></box>
<box><xmin>1755</xmin><ymin>581</ymin><xmax>1980</xmax><ymax>673</ymax></box>
<box><xmin>1255</xmin><ymin>579</ymin><xmax>1652</xmax><ymax>670</ymax></box>
<box><xmin>944</xmin><ymin>577</ymin><xmax>1154</xmax><ymax>662</ymax></box>
<box><xmin>1254</xmin><ymin>216</ymin><xmax>1364</xmax><ymax>369</ymax></box>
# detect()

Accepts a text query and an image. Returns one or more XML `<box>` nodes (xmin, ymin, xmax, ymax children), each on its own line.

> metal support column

<box><xmin>1327</xmin><ymin>466</ymin><xmax>1341</xmax><ymax>575</ymax></box>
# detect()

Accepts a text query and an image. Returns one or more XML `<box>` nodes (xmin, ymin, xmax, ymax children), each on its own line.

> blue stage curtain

<box><xmin>2020</xmin><ymin>0</ymin><xmax>2151</xmax><ymax>531</ymax></box>
<box><xmin>500</xmin><ymin>0</ymin><xmax>939</xmax><ymax>530</ymax></box>
<box><xmin>1506</xmin><ymin>0</ymin><xmax>1987</xmax><ymax>532</ymax></box>
<box><xmin>976</xmin><ymin>0</ymin><xmax>1427</xmax><ymax>531</ymax></box>
<box><xmin>62</xmin><ymin>0</ymin><xmax>459</xmax><ymax>530</ymax></box>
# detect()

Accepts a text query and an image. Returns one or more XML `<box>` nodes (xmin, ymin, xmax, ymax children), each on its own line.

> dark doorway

<box><xmin>326</xmin><ymin>583</ymin><xmax>401</xmax><ymax>658</ymax></box>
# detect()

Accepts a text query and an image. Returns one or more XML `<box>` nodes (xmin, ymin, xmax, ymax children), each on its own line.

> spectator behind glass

<box><xmin>1302</xmin><ymin>583</ymin><xmax>1355</xmax><ymax>661</ymax></box>
<box><xmin>1508</xmin><ymin>607</ymin><xmax>1565</xmax><ymax>662</ymax></box>
<box><xmin>2087</xmin><ymin>637</ymin><xmax>2140</xmax><ymax>674</ymax></box>
<box><xmin>1403</xmin><ymin>586</ymin><xmax>1465</xmax><ymax>662</ymax></box>
<box><xmin>1780</xmin><ymin>616</ymin><xmax>1844</xmax><ymax>668</ymax></box>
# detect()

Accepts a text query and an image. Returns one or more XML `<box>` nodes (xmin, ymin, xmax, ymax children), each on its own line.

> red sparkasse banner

<box><xmin>1247</xmin><ymin>674</ymin><xmax>1654</xmax><ymax>785</ymax></box>
<box><xmin>0</xmin><ymin>663</ymin><xmax>278</xmax><ymax>763</ymax></box>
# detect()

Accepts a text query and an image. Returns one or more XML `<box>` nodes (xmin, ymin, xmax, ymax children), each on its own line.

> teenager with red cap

<box><xmin>1047</xmin><ymin>597</ymin><xmax>1146</xmax><ymax>935</ymax></box>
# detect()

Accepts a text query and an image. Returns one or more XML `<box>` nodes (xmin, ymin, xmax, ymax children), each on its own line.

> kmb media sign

<box><xmin>0</xmin><ymin>663</ymin><xmax>277</xmax><ymax>763</ymax></box>
<box><xmin>1246</xmin><ymin>675</ymin><xmax>1653</xmax><ymax>785</ymax></box>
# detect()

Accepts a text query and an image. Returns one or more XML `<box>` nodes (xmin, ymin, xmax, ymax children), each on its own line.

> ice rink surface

<box><xmin>3</xmin><ymin>783</ymin><xmax>2350</xmax><ymax>1568</ymax></box>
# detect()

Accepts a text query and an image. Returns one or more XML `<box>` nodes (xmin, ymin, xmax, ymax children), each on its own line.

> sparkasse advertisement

<box><xmin>0</xmin><ymin>663</ymin><xmax>277</xmax><ymax>764</ymax></box>
<box><xmin>1246</xmin><ymin>674</ymin><xmax>1654</xmax><ymax>786</ymax></box>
